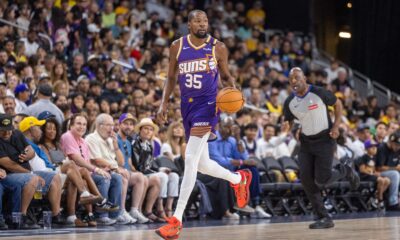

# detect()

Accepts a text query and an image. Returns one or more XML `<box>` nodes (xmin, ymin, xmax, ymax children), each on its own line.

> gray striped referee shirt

<box><xmin>283</xmin><ymin>85</ymin><xmax>337</xmax><ymax>136</ymax></box>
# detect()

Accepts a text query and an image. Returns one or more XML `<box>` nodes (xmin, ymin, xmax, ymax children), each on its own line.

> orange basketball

<box><xmin>216</xmin><ymin>87</ymin><xmax>245</xmax><ymax>114</ymax></box>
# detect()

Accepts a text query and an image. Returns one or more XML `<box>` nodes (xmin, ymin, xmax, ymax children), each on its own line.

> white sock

<box><xmin>173</xmin><ymin>134</ymin><xmax>210</xmax><ymax>222</ymax></box>
<box><xmin>198</xmin><ymin>144</ymin><xmax>241</xmax><ymax>184</ymax></box>
<box><xmin>67</xmin><ymin>215</ymin><xmax>77</xmax><ymax>223</ymax></box>
<box><xmin>130</xmin><ymin>207</ymin><xmax>138</xmax><ymax>213</ymax></box>
<box><xmin>80</xmin><ymin>191</ymin><xmax>91</xmax><ymax>198</ymax></box>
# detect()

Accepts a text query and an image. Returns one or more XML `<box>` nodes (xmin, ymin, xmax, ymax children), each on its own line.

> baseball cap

<box><xmin>364</xmin><ymin>140</ymin><xmax>378</xmax><ymax>149</ymax></box>
<box><xmin>19</xmin><ymin>116</ymin><xmax>46</xmax><ymax>132</ymax></box>
<box><xmin>38</xmin><ymin>111</ymin><xmax>56</xmax><ymax>121</ymax></box>
<box><xmin>389</xmin><ymin>131</ymin><xmax>400</xmax><ymax>144</ymax></box>
<box><xmin>77</xmin><ymin>75</ymin><xmax>89</xmax><ymax>83</ymax></box>
<box><xmin>39</xmin><ymin>73</ymin><xmax>51</xmax><ymax>81</ymax></box>
<box><xmin>88</xmin><ymin>54</ymin><xmax>99</xmax><ymax>62</ymax></box>
<box><xmin>88</xmin><ymin>23</ymin><xmax>100</xmax><ymax>33</ymax></box>
<box><xmin>154</xmin><ymin>37</ymin><xmax>166</xmax><ymax>47</ymax></box>
<box><xmin>357</xmin><ymin>124</ymin><xmax>370</xmax><ymax>132</ymax></box>
<box><xmin>271</xmin><ymin>49</ymin><xmax>280</xmax><ymax>56</ymax></box>
<box><xmin>0</xmin><ymin>114</ymin><xmax>14</xmax><ymax>131</ymax></box>
<box><xmin>14</xmin><ymin>83</ymin><xmax>29</xmax><ymax>95</ymax></box>
<box><xmin>38</xmin><ymin>84</ymin><xmax>53</xmax><ymax>97</ymax></box>
<box><xmin>5</xmin><ymin>61</ymin><xmax>16</xmax><ymax>68</ymax></box>
<box><xmin>119</xmin><ymin>113</ymin><xmax>137</xmax><ymax>124</ymax></box>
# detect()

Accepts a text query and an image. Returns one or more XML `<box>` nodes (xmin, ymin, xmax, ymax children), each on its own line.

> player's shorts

<box><xmin>181</xmin><ymin>95</ymin><xmax>219</xmax><ymax>141</ymax></box>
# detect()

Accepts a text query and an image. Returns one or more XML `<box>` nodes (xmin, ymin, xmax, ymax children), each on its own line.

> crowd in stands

<box><xmin>0</xmin><ymin>0</ymin><xmax>400</xmax><ymax>230</ymax></box>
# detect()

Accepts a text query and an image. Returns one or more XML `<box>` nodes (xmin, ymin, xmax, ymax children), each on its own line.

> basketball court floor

<box><xmin>3</xmin><ymin>212</ymin><xmax>400</xmax><ymax>239</ymax></box>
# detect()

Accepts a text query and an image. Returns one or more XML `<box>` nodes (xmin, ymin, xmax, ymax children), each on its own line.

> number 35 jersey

<box><xmin>177</xmin><ymin>35</ymin><xmax>219</xmax><ymax>99</ymax></box>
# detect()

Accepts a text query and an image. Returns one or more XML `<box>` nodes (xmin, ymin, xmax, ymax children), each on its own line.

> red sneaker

<box><xmin>155</xmin><ymin>216</ymin><xmax>182</xmax><ymax>239</ymax></box>
<box><xmin>230</xmin><ymin>169</ymin><xmax>252</xmax><ymax>208</ymax></box>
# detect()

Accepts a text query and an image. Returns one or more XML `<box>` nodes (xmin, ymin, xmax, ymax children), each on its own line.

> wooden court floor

<box><xmin>4</xmin><ymin>216</ymin><xmax>400</xmax><ymax>240</ymax></box>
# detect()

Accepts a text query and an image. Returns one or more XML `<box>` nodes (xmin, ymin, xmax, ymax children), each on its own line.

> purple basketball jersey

<box><xmin>177</xmin><ymin>35</ymin><xmax>219</xmax><ymax>98</ymax></box>
<box><xmin>176</xmin><ymin>35</ymin><xmax>220</xmax><ymax>140</ymax></box>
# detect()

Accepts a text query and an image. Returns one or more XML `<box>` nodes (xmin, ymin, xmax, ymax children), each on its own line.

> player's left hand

<box><xmin>329</xmin><ymin>126</ymin><xmax>340</xmax><ymax>139</ymax></box>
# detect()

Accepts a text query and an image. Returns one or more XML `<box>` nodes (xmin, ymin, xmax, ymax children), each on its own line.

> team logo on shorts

<box><xmin>193</xmin><ymin>122</ymin><xmax>210</xmax><ymax>127</ymax></box>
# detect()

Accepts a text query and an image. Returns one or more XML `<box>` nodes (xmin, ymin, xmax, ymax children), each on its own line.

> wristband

<box><xmin>240</xmin><ymin>160</ymin><xmax>243</xmax><ymax>166</ymax></box>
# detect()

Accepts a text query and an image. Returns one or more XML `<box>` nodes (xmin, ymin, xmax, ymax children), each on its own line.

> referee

<box><xmin>283</xmin><ymin>67</ymin><xmax>360</xmax><ymax>229</ymax></box>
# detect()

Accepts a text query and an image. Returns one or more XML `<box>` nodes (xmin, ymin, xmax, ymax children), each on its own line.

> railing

<box><xmin>0</xmin><ymin>18</ymin><xmax>53</xmax><ymax>51</ymax></box>
<box><xmin>314</xmin><ymin>49</ymin><xmax>395</xmax><ymax>107</ymax></box>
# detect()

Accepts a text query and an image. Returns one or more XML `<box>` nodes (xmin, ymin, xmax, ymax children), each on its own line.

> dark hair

<box><xmin>39</xmin><ymin>118</ymin><xmax>61</xmax><ymax>146</ymax></box>
<box><xmin>263</xmin><ymin>123</ymin><xmax>277</xmax><ymax>132</ymax></box>
<box><xmin>188</xmin><ymin>10</ymin><xmax>206</xmax><ymax>21</ymax></box>
<box><xmin>64</xmin><ymin>113</ymin><xmax>88</xmax><ymax>132</ymax></box>
<box><xmin>245</xmin><ymin>123</ymin><xmax>258</xmax><ymax>131</ymax></box>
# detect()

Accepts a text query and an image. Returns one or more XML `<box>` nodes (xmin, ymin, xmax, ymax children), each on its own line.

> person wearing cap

<box><xmin>14</xmin><ymin>83</ymin><xmax>30</xmax><ymax>114</ymax></box>
<box><xmin>117</xmin><ymin>113</ymin><xmax>150</xmax><ymax>223</ymax></box>
<box><xmin>85</xmin><ymin>113</ymin><xmax>133</xmax><ymax>225</ymax></box>
<box><xmin>348</xmin><ymin>124</ymin><xmax>372</xmax><ymax>158</ymax></box>
<box><xmin>376</xmin><ymin>130</ymin><xmax>400</xmax><ymax>211</ymax></box>
<box><xmin>23</xmin><ymin>83</ymin><xmax>64</xmax><ymax>125</ymax></box>
<box><xmin>0</xmin><ymin>114</ymin><xmax>59</xmax><ymax>228</ymax></box>
<box><xmin>268</xmin><ymin>49</ymin><xmax>283</xmax><ymax>72</ymax></box>
<box><xmin>76</xmin><ymin>75</ymin><xmax>90</xmax><ymax>96</ymax></box>
<box><xmin>358</xmin><ymin>139</ymin><xmax>391</xmax><ymax>209</ymax></box>
<box><xmin>18</xmin><ymin>116</ymin><xmax>67</xmax><ymax>223</ymax></box>
<box><xmin>82</xmin><ymin>55</ymin><xmax>99</xmax><ymax>80</ymax></box>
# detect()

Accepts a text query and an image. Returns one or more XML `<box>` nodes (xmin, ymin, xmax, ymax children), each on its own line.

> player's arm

<box><xmin>157</xmin><ymin>40</ymin><xmax>180</xmax><ymax>123</ymax></box>
<box><xmin>215</xmin><ymin>42</ymin><xmax>236</xmax><ymax>88</ymax></box>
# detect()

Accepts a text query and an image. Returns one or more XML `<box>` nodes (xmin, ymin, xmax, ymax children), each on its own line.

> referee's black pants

<box><xmin>298</xmin><ymin>130</ymin><xmax>347</xmax><ymax>219</ymax></box>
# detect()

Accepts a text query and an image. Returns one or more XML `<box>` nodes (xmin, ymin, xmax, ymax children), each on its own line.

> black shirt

<box><xmin>131</xmin><ymin>136</ymin><xmax>156</xmax><ymax>174</ymax></box>
<box><xmin>376</xmin><ymin>143</ymin><xmax>400</xmax><ymax>167</ymax></box>
<box><xmin>0</xmin><ymin>130</ymin><xmax>31</xmax><ymax>172</ymax></box>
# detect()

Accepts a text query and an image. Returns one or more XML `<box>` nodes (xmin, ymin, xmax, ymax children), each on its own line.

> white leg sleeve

<box><xmin>173</xmin><ymin>133</ymin><xmax>209</xmax><ymax>221</ymax></box>
<box><xmin>197</xmin><ymin>141</ymin><xmax>241</xmax><ymax>185</ymax></box>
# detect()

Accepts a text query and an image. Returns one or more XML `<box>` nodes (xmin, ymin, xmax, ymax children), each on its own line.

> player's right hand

<box><xmin>157</xmin><ymin>103</ymin><xmax>168</xmax><ymax>124</ymax></box>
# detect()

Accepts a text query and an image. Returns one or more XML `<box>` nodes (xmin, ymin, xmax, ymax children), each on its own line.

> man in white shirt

<box><xmin>21</xmin><ymin>29</ymin><xmax>39</xmax><ymax>57</ymax></box>
<box><xmin>256</xmin><ymin>123</ymin><xmax>290</xmax><ymax>159</ymax></box>
<box><xmin>348</xmin><ymin>125</ymin><xmax>371</xmax><ymax>159</ymax></box>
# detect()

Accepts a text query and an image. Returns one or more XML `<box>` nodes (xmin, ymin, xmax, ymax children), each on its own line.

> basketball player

<box><xmin>155</xmin><ymin>10</ymin><xmax>252</xmax><ymax>239</ymax></box>
<box><xmin>283</xmin><ymin>67</ymin><xmax>360</xmax><ymax>229</ymax></box>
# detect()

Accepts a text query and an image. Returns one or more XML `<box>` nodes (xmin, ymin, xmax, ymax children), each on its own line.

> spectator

<box><xmin>209</xmin><ymin>118</ymin><xmax>271</xmax><ymax>218</ymax></box>
<box><xmin>159</xmin><ymin>121</ymin><xmax>185</xmax><ymax>216</ymax></box>
<box><xmin>246</xmin><ymin>1</ymin><xmax>266</xmax><ymax>28</ymax></box>
<box><xmin>358</xmin><ymin>140</ymin><xmax>390</xmax><ymax>209</ymax></box>
<box><xmin>14</xmin><ymin>83</ymin><xmax>30</xmax><ymax>114</ymax></box>
<box><xmin>60</xmin><ymin>113</ymin><xmax>120</xmax><ymax>225</ymax></box>
<box><xmin>20</xmin><ymin>29</ymin><xmax>39</xmax><ymax>57</ymax></box>
<box><xmin>376</xmin><ymin>131</ymin><xmax>400</xmax><ymax>211</ymax></box>
<box><xmin>242</xmin><ymin>123</ymin><xmax>259</xmax><ymax>157</ymax></box>
<box><xmin>38</xmin><ymin>116</ymin><xmax>104</xmax><ymax>227</ymax></box>
<box><xmin>23</xmin><ymin>84</ymin><xmax>64</xmax><ymax>125</ymax></box>
<box><xmin>348</xmin><ymin>125</ymin><xmax>371</xmax><ymax>159</ymax></box>
<box><xmin>3</xmin><ymin>96</ymin><xmax>16</xmax><ymax>116</ymax></box>
<box><xmin>85</xmin><ymin>113</ymin><xmax>135</xmax><ymax>224</ymax></box>
<box><xmin>0</xmin><ymin>113</ymin><xmax>64</xmax><ymax>225</ymax></box>
<box><xmin>116</xmin><ymin>113</ymin><xmax>150</xmax><ymax>223</ymax></box>
<box><xmin>131</xmin><ymin>118</ymin><xmax>166</xmax><ymax>222</ymax></box>
<box><xmin>256</xmin><ymin>123</ymin><xmax>290</xmax><ymax>160</ymax></box>
<box><xmin>374</xmin><ymin>122</ymin><xmax>388</xmax><ymax>144</ymax></box>
<box><xmin>324</xmin><ymin>59</ymin><xmax>341</xmax><ymax>84</ymax></box>
<box><xmin>380</xmin><ymin>104</ymin><xmax>397</xmax><ymax>125</ymax></box>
